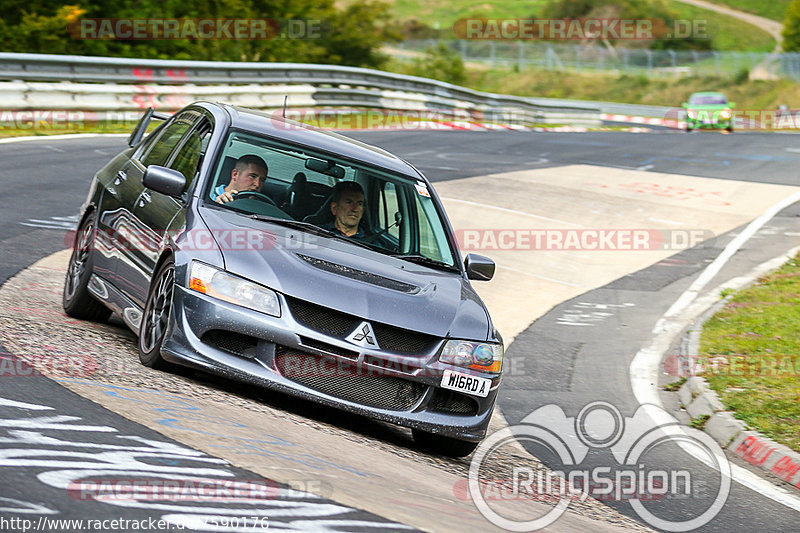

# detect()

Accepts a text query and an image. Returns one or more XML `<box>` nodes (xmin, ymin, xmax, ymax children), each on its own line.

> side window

<box><xmin>378</xmin><ymin>181</ymin><xmax>401</xmax><ymax>239</ymax></box>
<box><xmin>140</xmin><ymin>112</ymin><xmax>198</xmax><ymax>167</ymax></box>
<box><xmin>168</xmin><ymin>122</ymin><xmax>211</xmax><ymax>188</ymax></box>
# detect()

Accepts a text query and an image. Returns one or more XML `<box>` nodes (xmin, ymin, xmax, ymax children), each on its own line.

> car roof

<box><xmin>690</xmin><ymin>91</ymin><xmax>726</xmax><ymax>97</ymax></box>
<box><xmin>211</xmin><ymin>103</ymin><xmax>423</xmax><ymax>179</ymax></box>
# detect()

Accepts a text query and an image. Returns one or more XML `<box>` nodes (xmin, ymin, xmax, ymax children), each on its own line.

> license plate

<box><xmin>440</xmin><ymin>370</ymin><xmax>491</xmax><ymax>398</ymax></box>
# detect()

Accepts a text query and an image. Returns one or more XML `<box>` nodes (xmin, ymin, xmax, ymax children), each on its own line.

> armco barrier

<box><xmin>0</xmin><ymin>52</ymin><xmax>680</xmax><ymax>126</ymax></box>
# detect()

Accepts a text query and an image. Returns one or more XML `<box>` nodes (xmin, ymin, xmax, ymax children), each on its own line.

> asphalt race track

<box><xmin>1</xmin><ymin>129</ymin><xmax>800</xmax><ymax>532</ymax></box>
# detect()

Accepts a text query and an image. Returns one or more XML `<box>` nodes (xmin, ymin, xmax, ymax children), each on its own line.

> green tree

<box><xmin>0</xmin><ymin>0</ymin><xmax>398</xmax><ymax>68</ymax></box>
<box><xmin>783</xmin><ymin>0</ymin><xmax>800</xmax><ymax>52</ymax></box>
<box><xmin>411</xmin><ymin>43</ymin><xmax>466</xmax><ymax>85</ymax></box>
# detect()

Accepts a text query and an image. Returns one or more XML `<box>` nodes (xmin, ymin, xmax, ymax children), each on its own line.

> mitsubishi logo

<box><xmin>346</xmin><ymin>321</ymin><xmax>379</xmax><ymax>349</ymax></box>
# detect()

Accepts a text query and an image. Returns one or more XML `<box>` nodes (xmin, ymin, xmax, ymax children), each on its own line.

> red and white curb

<box><xmin>602</xmin><ymin>113</ymin><xmax>685</xmax><ymax>129</ymax></box>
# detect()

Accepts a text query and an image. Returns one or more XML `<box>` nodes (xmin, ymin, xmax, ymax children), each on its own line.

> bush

<box><xmin>733</xmin><ymin>68</ymin><xmax>750</xmax><ymax>84</ymax></box>
<box><xmin>782</xmin><ymin>0</ymin><xmax>800</xmax><ymax>52</ymax></box>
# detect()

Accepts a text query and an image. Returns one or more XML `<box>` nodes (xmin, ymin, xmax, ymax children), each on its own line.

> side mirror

<box><xmin>681</xmin><ymin>102</ymin><xmax>688</xmax><ymax>108</ymax></box>
<box><xmin>143</xmin><ymin>165</ymin><xmax>186</xmax><ymax>197</ymax></box>
<box><xmin>728</xmin><ymin>102</ymin><xmax>736</xmax><ymax>108</ymax></box>
<box><xmin>464</xmin><ymin>253</ymin><xmax>495</xmax><ymax>281</ymax></box>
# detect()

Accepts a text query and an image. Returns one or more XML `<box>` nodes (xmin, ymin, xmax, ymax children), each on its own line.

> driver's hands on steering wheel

<box><xmin>215</xmin><ymin>189</ymin><xmax>239</xmax><ymax>204</ymax></box>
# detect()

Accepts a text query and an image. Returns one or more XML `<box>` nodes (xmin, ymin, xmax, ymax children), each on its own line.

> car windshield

<box><xmin>204</xmin><ymin>130</ymin><xmax>457</xmax><ymax>268</ymax></box>
<box><xmin>689</xmin><ymin>94</ymin><xmax>727</xmax><ymax>106</ymax></box>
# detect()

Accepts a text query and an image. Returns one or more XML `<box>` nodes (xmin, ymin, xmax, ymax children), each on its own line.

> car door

<box><xmin>128</xmin><ymin>116</ymin><xmax>214</xmax><ymax>305</ymax></box>
<box><xmin>113</xmin><ymin>109</ymin><xmax>203</xmax><ymax>306</ymax></box>
<box><xmin>93</xmin><ymin>133</ymin><xmax>159</xmax><ymax>282</ymax></box>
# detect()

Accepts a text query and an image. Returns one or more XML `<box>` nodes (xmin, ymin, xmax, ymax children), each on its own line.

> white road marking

<box><xmin>43</xmin><ymin>145</ymin><xmax>65</xmax><ymax>153</ymax></box>
<box><xmin>19</xmin><ymin>223</ymin><xmax>73</xmax><ymax>231</ymax></box>
<box><xmin>659</xmin><ymin>190</ymin><xmax>800</xmax><ymax>323</ymax></box>
<box><xmin>630</xmin><ymin>189</ymin><xmax>800</xmax><ymax>510</ymax></box>
<box><xmin>19</xmin><ymin>215</ymin><xmax>79</xmax><ymax>231</ymax></box>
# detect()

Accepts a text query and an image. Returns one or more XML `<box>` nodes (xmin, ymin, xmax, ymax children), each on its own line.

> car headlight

<box><xmin>687</xmin><ymin>110</ymin><xmax>698</xmax><ymax>119</ymax></box>
<box><xmin>439</xmin><ymin>340</ymin><xmax>503</xmax><ymax>373</ymax></box>
<box><xmin>189</xmin><ymin>261</ymin><xmax>280</xmax><ymax>317</ymax></box>
<box><xmin>720</xmin><ymin>109</ymin><xmax>732</xmax><ymax>119</ymax></box>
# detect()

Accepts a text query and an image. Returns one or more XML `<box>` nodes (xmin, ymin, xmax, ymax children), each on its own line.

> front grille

<box><xmin>372</xmin><ymin>323</ymin><xmax>437</xmax><ymax>353</ymax></box>
<box><xmin>275</xmin><ymin>348</ymin><xmax>425</xmax><ymax>410</ymax></box>
<box><xmin>430</xmin><ymin>389</ymin><xmax>479</xmax><ymax>416</ymax></box>
<box><xmin>299</xmin><ymin>336</ymin><xmax>359</xmax><ymax>360</ymax></box>
<box><xmin>286</xmin><ymin>296</ymin><xmax>439</xmax><ymax>354</ymax></box>
<box><xmin>202</xmin><ymin>330</ymin><xmax>258</xmax><ymax>359</ymax></box>
<box><xmin>286</xmin><ymin>296</ymin><xmax>360</xmax><ymax>337</ymax></box>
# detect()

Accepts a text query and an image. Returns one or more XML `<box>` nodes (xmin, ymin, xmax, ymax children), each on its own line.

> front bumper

<box><xmin>687</xmin><ymin>117</ymin><xmax>732</xmax><ymax>130</ymax></box>
<box><xmin>161</xmin><ymin>286</ymin><xmax>500</xmax><ymax>441</ymax></box>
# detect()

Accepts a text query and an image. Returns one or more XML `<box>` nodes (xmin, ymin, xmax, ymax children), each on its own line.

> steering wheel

<box><xmin>232</xmin><ymin>191</ymin><xmax>277</xmax><ymax>206</ymax></box>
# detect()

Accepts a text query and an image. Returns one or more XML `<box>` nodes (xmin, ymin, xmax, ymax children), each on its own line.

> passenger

<box><xmin>325</xmin><ymin>181</ymin><xmax>366</xmax><ymax>239</ymax></box>
<box><xmin>212</xmin><ymin>155</ymin><xmax>268</xmax><ymax>204</ymax></box>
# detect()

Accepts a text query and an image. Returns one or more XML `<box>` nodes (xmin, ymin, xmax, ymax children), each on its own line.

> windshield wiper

<box><xmin>249</xmin><ymin>215</ymin><xmax>376</xmax><ymax>251</ymax></box>
<box><xmin>391</xmin><ymin>254</ymin><xmax>458</xmax><ymax>272</ymax></box>
<box><xmin>249</xmin><ymin>215</ymin><xmax>332</xmax><ymax>237</ymax></box>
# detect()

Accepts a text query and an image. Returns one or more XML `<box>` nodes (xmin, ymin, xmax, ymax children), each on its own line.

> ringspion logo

<box><xmin>469</xmin><ymin>402</ymin><xmax>731</xmax><ymax>531</ymax></box>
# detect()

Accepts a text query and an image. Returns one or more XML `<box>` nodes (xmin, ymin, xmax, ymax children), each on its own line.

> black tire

<box><xmin>62</xmin><ymin>215</ymin><xmax>111</xmax><ymax>322</ymax></box>
<box><xmin>412</xmin><ymin>428</ymin><xmax>479</xmax><ymax>458</ymax></box>
<box><xmin>138</xmin><ymin>258</ymin><xmax>175</xmax><ymax>370</ymax></box>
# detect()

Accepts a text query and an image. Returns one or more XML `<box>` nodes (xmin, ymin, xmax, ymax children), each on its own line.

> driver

<box><xmin>212</xmin><ymin>155</ymin><xmax>268</xmax><ymax>204</ymax></box>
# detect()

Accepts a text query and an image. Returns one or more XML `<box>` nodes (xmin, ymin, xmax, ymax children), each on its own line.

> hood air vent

<box><xmin>296</xmin><ymin>253</ymin><xmax>419</xmax><ymax>294</ymax></box>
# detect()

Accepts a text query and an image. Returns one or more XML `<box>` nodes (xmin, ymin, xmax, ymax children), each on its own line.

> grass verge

<box><xmin>698</xmin><ymin>251</ymin><xmax>800</xmax><ymax>452</ymax></box>
<box><xmin>394</xmin><ymin>61</ymin><xmax>800</xmax><ymax>110</ymax></box>
<box><xmin>0</xmin><ymin>123</ymin><xmax>136</xmax><ymax>139</ymax></box>
<box><xmin>702</xmin><ymin>0</ymin><xmax>791</xmax><ymax>22</ymax></box>
<box><xmin>667</xmin><ymin>2</ymin><xmax>776</xmax><ymax>52</ymax></box>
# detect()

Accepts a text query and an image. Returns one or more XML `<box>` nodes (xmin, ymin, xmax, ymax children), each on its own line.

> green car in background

<box><xmin>682</xmin><ymin>92</ymin><xmax>735</xmax><ymax>132</ymax></box>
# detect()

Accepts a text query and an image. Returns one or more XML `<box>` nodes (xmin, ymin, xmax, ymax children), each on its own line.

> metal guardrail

<box><xmin>0</xmin><ymin>52</ymin><xmax>673</xmax><ymax>123</ymax></box>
